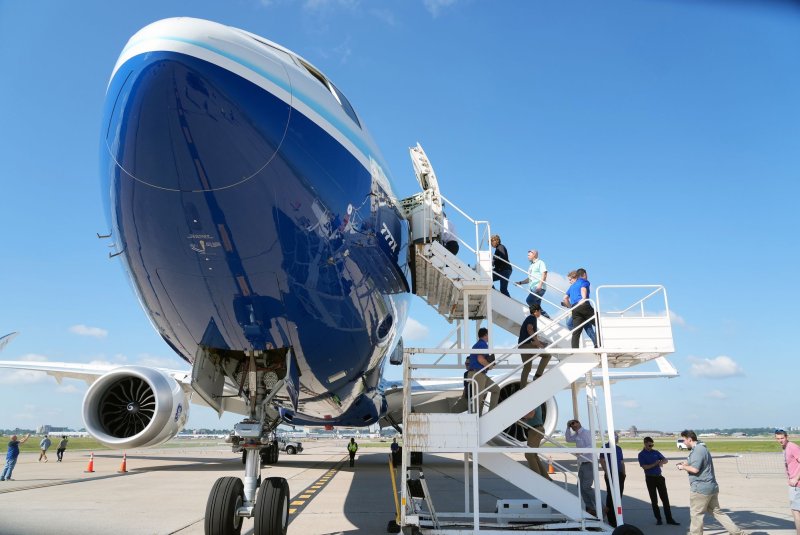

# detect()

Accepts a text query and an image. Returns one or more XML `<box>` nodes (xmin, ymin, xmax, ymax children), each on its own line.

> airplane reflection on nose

<box><xmin>105</xmin><ymin>52</ymin><xmax>291</xmax><ymax>192</ymax></box>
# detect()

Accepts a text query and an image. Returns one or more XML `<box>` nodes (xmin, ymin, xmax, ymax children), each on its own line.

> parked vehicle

<box><xmin>278</xmin><ymin>437</ymin><xmax>303</xmax><ymax>454</ymax></box>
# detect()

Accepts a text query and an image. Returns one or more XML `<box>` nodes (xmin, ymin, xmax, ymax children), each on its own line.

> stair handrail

<box><xmin>595</xmin><ymin>284</ymin><xmax>669</xmax><ymax>318</ymax></box>
<box><xmin>470</xmin><ymin>300</ymin><xmax>599</xmax><ymax>400</ymax></box>
<box><xmin>439</xmin><ymin>193</ymin><xmax>493</xmax><ymax>275</ymax></box>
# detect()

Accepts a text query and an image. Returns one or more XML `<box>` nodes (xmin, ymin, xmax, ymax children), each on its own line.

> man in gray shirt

<box><xmin>677</xmin><ymin>430</ymin><xmax>747</xmax><ymax>535</ymax></box>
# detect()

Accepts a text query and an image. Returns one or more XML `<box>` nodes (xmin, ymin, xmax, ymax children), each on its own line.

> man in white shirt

<box><xmin>565</xmin><ymin>419</ymin><xmax>596</xmax><ymax>517</ymax></box>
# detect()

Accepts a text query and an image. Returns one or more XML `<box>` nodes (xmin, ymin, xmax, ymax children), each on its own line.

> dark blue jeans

<box><xmin>525</xmin><ymin>287</ymin><xmax>549</xmax><ymax>317</ymax></box>
<box><xmin>493</xmin><ymin>268</ymin><xmax>512</xmax><ymax>296</ymax></box>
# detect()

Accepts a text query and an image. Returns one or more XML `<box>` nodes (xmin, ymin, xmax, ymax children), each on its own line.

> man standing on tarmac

<box><xmin>565</xmin><ymin>419</ymin><xmax>596</xmax><ymax>517</ymax></box>
<box><xmin>347</xmin><ymin>437</ymin><xmax>359</xmax><ymax>467</ymax></box>
<box><xmin>38</xmin><ymin>434</ymin><xmax>51</xmax><ymax>462</ymax></box>
<box><xmin>1</xmin><ymin>434</ymin><xmax>31</xmax><ymax>481</ymax></box>
<box><xmin>637</xmin><ymin>437</ymin><xmax>680</xmax><ymax>526</ymax></box>
<box><xmin>775</xmin><ymin>429</ymin><xmax>800</xmax><ymax>534</ymax></box>
<box><xmin>677</xmin><ymin>430</ymin><xmax>746</xmax><ymax>535</ymax></box>
<box><xmin>56</xmin><ymin>436</ymin><xmax>69</xmax><ymax>462</ymax></box>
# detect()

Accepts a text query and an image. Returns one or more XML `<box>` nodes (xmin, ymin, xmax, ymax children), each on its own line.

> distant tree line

<box><xmin>693</xmin><ymin>427</ymin><xmax>786</xmax><ymax>436</ymax></box>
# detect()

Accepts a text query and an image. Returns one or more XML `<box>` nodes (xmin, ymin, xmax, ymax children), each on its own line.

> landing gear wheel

<box><xmin>260</xmin><ymin>443</ymin><xmax>280</xmax><ymax>466</ymax></box>
<box><xmin>254</xmin><ymin>476</ymin><xmax>289</xmax><ymax>535</ymax></box>
<box><xmin>271</xmin><ymin>440</ymin><xmax>280</xmax><ymax>464</ymax></box>
<box><xmin>204</xmin><ymin>476</ymin><xmax>244</xmax><ymax>535</ymax></box>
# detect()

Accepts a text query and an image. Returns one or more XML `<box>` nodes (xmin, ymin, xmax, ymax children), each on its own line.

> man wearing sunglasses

<box><xmin>775</xmin><ymin>429</ymin><xmax>800</xmax><ymax>534</ymax></box>
<box><xmin>637</xmin><ymin>437</ymin><xmax>680</xmax><ymax>526</ymax></box>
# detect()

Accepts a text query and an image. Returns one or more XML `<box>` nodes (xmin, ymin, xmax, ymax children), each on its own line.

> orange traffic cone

<box><xmin>117</xmin><ymin>453</ymin><xmax>128</xmax><ymax>473</ymax></box>
<box><xmin>84</xmin><ymin>452</ymin><xmax>95</xmax><ymax>473</ymax></box>
<box><xmin>548</xmin><ymin>456</ymin><xmax>555</xmax><ymax>475</ymax></box>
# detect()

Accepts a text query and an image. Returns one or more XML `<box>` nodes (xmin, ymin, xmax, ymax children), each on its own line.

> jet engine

<box><xmin>82</xmin><ymin>366</ymin><xmax>190</xmax><ymax>449</ymax></box>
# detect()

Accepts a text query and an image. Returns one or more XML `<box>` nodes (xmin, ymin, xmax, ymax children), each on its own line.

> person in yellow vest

<box><xmin>347</xmin><ymin>437</ymin><xmax>359</xmax><ymax>467</ymax></box>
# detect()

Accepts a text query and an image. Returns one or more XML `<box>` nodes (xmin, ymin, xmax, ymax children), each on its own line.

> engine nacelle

<box><xmin>82</xmin><ymin>366</ymin><xmax>190</xmax><ymax>449</ymax></box>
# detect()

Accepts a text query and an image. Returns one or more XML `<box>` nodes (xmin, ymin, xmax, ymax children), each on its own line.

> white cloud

<box><xmin>69</xmin><ymin>324</ymin><xmax>108</xmax><ymax>338</ymax></box>
<box><xmin>669</xmin><ymin>310</ymin><xmax>687</xmax><ymax>327</ymax></box>
<box><xmin>620</xmin><ymin>399</ymin><xmax>640</xmax><ymax>409</ymax></box>
<box><xmin>370</xmin><ymin>8</ymin><xmax>398</xmax><ymax>26</ymax></box>
<box><xmin>689</xmin><ymin>355</ymin><xmax>743</xmax><ymax>379</ymax></box>
<box><xmin>402</xmin><ymin>317</ymin><xmax>430</xmax><ymax>341</ymax></box>
<box><xmin>136</xmin><ymin>353</ymin><xmax>180</xmax><ymax>369</ymax></box>
<box><xmin>0</xmin><ymin>353</ymin><xmax>50</xmax><ymax>384</ymax></box>
<box><xmin>706</xmin><ymin>389</ymin><xmax>727</xmax><ymax>399</ymax></box>
<box><xmin>424</xmin><ymin>0</ymin><xmax>458</xmax><ymax>17</ymax></box>
<box><xmin>303</xmin><ymin>0</ymin><xmax>359</xmax><ymax>12</ymax></box>
<box><xmin>56</xmin><ymin>383</ymin><xmax>82</xmax><ymax>394</ymax></box>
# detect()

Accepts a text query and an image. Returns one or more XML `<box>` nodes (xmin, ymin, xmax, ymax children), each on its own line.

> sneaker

<box><xmin>0</xmin><ymin>478</ymin><xmax>5</xmax><ymax>481</ymax></box>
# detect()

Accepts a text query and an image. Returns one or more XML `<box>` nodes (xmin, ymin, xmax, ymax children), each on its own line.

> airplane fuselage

<box><xmin>101</xmin><ymin>18</ymin><xmax>411</xmax><ymax>426</ymax></box>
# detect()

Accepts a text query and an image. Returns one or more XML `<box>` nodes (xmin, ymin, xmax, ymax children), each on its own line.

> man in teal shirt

<box><xmin>516</xmin><ymin>250</ymin><xmax>549</xmax><ymax>316</ymax></box>
<box><xmin>677</xmin><ymin>430</ymin><xmax>746</xmax><ymax>535</ymax></box>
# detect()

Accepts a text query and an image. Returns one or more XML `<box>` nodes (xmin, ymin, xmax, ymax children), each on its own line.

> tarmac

<box><xmin>0</xmin><ymin>440</ymin><xmax>795</xmax><ymax>534</ymax></box>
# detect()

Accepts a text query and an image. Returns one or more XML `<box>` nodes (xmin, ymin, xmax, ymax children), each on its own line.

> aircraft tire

<box><xmin>204</xmin><ymin>476</ymin><xmax>244</xmax><ymax>535</ymax></box>
<box><xmin>254</xmin><ymin>477</ymin><xmax>289</xmax><ymax>535</ymax></box>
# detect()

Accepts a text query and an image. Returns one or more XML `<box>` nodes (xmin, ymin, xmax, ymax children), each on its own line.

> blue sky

<box><xmin>1</xmin><ymin>0</ymin><xmax>798</xmax><ymax>432</ymax></box>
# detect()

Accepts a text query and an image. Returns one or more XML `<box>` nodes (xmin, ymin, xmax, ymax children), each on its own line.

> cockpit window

<box><xmin>329</xmin><ymin>82</ymin><xmax>361</xmax><ymax>128</ymax></box>
<box><xmin>248</xmin><ymin>36</ymin><xmax>295</xmax><ymax>65</ymax></box>
<box><xmin>297</xmin><ymin>59</ymin><xmax>361</xmax><ymax>129</ymax></box>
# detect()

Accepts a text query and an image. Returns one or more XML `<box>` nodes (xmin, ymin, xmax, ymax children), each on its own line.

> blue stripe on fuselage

<box><xmin>118</xmin><ymin>35</ymin><xmax>381</xmax><ymax>174</ymax></box>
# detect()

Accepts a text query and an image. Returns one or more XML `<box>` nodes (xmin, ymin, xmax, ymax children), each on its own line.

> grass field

<box><xmin>4</xmin><ymin>436</ymin><xmax>227</xmax><ymax>454</ymax></box>
<box><xmin>3</xmin><ymin>436</ymin><xmax>784</xmax><ymax>455</ymax></box>
<box><xmin>616</xmin><ymin>438</ymin><xmax>783</xmax><ymax>454</ymax></box>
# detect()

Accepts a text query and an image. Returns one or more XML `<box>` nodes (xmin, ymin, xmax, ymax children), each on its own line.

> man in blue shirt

<box><xmin>638</xmin><ymin>437</ymin><xmax>680</xmax><ymax>526</ymax></box>
<box><xmin>1</xmin><ymin>433</ymin><xmax>32</xmax><ymax>481</ymax></box>
<box><xmin>466</xmin><ymin>328</ymin><xmax>499</xmax><ymax>415</ymax></box>
<box><xmin>518</xmin><ymin>305</ymin><xmax>547</xmax><ymax>387</ymax></box>
<box><xmin>677</xmin><ymin>430</ymin><xmax>745</xmax><ymax>535</ymax></box>
<box><xmin>564</xmin><ymin>268</ymin><xmax>597</xmax><ymax>348</ymax></box>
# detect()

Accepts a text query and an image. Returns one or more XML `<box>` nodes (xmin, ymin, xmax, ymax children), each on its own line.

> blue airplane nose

<box><xmin>103</xmin><ymin>51</ymin><xmax>291</xmax><ymax>192</ymax></box>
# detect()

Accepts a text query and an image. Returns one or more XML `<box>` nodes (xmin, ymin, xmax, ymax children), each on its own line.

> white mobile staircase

<box><xmin>395</xmin><ymin>144</ymin><xmax>677</xmax><ymax>534</ymax></box>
